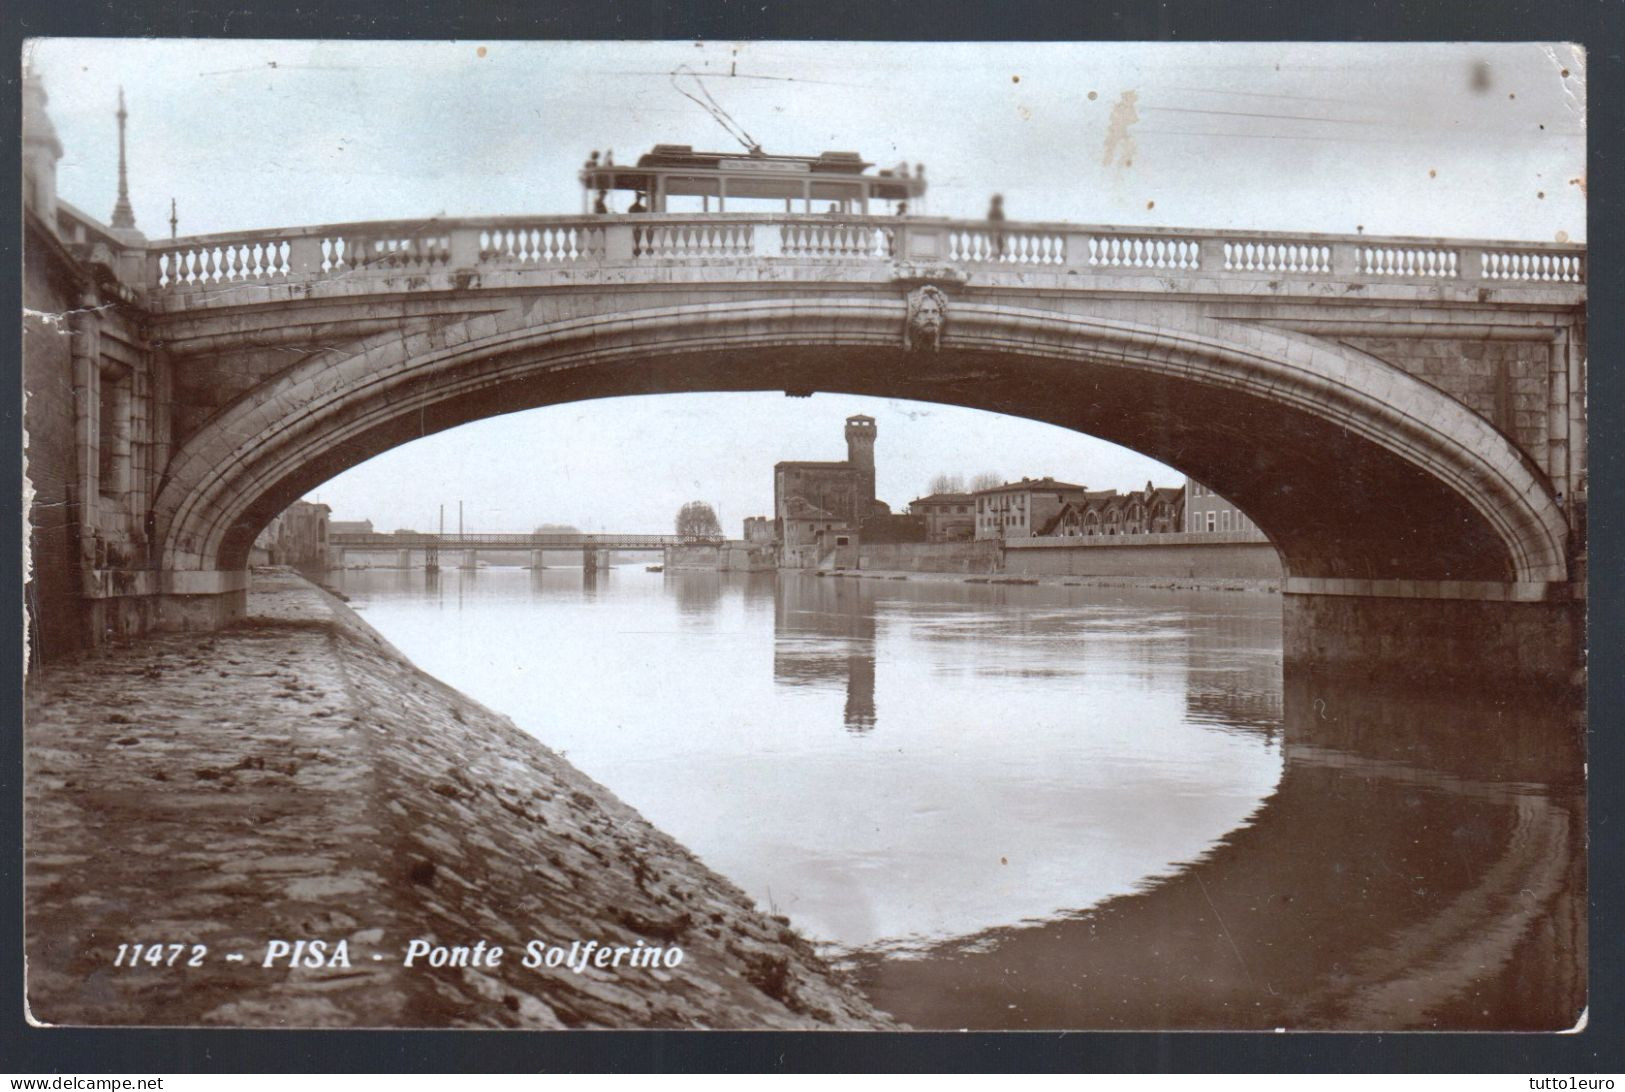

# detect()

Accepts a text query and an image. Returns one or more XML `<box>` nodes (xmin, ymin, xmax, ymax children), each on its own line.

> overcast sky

<box><xmin>27</xmin><ymin>40</ymin><xmax>1587</xmax><ymax>534</ymax></box>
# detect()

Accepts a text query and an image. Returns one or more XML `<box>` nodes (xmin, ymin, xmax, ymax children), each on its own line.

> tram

<box><xmin>578</xmin><ymin>145</ymin><xmax>929</xmax><ymax>216</ymax></box>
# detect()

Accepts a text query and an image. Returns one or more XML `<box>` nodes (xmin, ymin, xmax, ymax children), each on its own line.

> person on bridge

<box><xmin>593</xmin><ymin>189</ymin><xmax>610</xmax><ymax>214</ymax></box>
<box><xmin>987</xmin><ymin>193</ymin><xmax>1006</xmax><ymax>258</ymax></box>
<box><xmin>627</xmin><ymin>192</ymin><xmax>649</xmax><ymax>257</ymax></box>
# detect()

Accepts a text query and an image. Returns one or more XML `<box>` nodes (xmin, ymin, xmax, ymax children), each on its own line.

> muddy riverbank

<box><xmin>24</xmin><ymin>570</ymin><xmax>895</xmax><ymax>1029</ymax></box>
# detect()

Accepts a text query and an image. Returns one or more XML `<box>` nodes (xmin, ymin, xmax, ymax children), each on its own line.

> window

<box><xmin>1221</xmin><ymin>510</ymin><xmax>1231</xmax><ymax>532</ymax></box>
<box><xmin>1206</xmin><ymin>512</ymin><xmax>1216</xmax><ymax>532</ymax></box>
<box><xmin>98</xmin><ymin>365</ymin><xmax>132</xmax><ymax>499</ymax></box>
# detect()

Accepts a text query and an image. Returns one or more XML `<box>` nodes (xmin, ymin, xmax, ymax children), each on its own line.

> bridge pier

<box><xmin>78</xmin><ymin>569</ymin><xmax>253</xmax><ymax>641</ymax></box>
<box><xmin>462</xmin><ymin>550</ymin><xmax>478</xmax><ymax>571</ymax></box>
<box><xmin>529</xmin><ymin>550</ymin><xmax>546</xmax><ymax>570</ymax></box>
<box><xmin>1281</xmin><ymin>583</ymin><xmax>1584</xmax><ymax>696</ymax></box>
<box><xmin>396</xmin><ymin>549</ymin><xmax>412</xmax><ymax>569</ymax></box>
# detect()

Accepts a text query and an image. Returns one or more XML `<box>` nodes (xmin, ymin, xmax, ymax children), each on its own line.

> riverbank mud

<box><xmin>24</xmin><ymin>570</ymin><xmax>896</xmax><ymax>1029</ymax></box>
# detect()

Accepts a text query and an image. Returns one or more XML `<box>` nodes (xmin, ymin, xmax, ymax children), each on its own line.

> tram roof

<box><xmin>578</xmin><ymin>144</ymin><xmax>927</xmax><ymax>200</ymax></box>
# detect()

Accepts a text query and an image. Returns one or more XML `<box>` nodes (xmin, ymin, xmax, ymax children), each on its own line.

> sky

<box><xmin>26</xmin><ymin>40</ymin><xmax>1588</xmax><ymax>534</ymax></box>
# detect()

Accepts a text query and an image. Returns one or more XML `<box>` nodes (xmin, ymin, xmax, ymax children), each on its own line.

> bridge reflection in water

<box><xmin>851</xmin><ymin>664</ymin><xmax>1582</xmax><ymax>1031</ymax></box>
<box><xmin>327</xmin><ymin>567</ymin><xmax>1582</xmax><ymax>1031</ymax></box>
<box><xmin>770</xmin><ymin>576</ymin><xmax>1581</xmax><ymax>1030</ymax></box>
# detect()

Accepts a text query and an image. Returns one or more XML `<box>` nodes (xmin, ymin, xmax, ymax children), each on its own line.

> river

<box><xmin>326</xmin><ymin>565</ymin><xmax>1584</xmax><ymax>1031</ymax></box>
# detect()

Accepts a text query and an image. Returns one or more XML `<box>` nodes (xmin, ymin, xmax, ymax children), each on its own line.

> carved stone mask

<box><xmin>905</xmin><ymin>285</ymin><xmax>948</xmax><ymax>351</ymax></box>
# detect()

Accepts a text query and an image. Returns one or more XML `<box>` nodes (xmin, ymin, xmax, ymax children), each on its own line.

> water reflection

<box><xmin>325</xmin><ymin>567</ymin><xmax>1583</xmax><ymax>1030</ymax></box>
<box><xmin>1182</xmin><ymin>607</ymin><xmax>1283</xmax><ymax>738</ymax></box>
<box><xmin>671</xmin><ymin>570</ymin><xmax>724</xmax><ymax>620</ymax></box>
<box><xmin>773</xmin><ymin>577</ymin><xmax>877</xmax><ymax>732</ymax></box>
<box><xmin>850</xmin><ymin>666</ymin><xmax>1584</xmax><ymax>1031</ymax></box>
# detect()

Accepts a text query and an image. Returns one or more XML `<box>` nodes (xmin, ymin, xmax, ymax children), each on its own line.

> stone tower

<box><xmin>22</xmin><ymin>64</ymin><xmax>63</xmax><ymax>231</ymax></box>
<box><xmin>845</xmin><ymin>414</ymin><xmax>877</xmax><ymax>511</ymax></box>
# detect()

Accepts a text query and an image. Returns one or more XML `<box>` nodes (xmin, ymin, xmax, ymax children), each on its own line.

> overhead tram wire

<box><xmin>670</xmin><ymin>64</ymin><xmax>764</xmax><ymax>156</ymax></box>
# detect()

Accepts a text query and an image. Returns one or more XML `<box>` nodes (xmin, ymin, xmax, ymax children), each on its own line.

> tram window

<box><xmin>810</xmin><ymin>181</ymin><xmax>864</xmax><ymax>213</ymax></box>
<box><xmin>662</xmin><ymin>175</ymin><xmax>722</xmax><ymax>214</ymax></box>
<box><xmin>668</xmin><ymin>175</ymin><xmax>721</xmax><ymax>196</ymax></box>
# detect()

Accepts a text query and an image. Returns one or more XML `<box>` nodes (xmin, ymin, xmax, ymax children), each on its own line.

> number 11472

<box><xmin>113</xmin><ymin>942</ymin><xmax>207</xmax><ymax>967</ymax></box>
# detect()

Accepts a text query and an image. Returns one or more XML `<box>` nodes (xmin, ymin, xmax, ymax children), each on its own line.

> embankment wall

<box><xmin>855</xmin><ymin>540</ymin><xmax>1003</xmax><ymax>574</ymax></box>
<box><xmin>846</xmin><ymin>534</ymin><xmax>1281</xmax><ymax>585</ymax></box>
<box><xmin>1003</xmin><ymin>533</ymin><xmax>1283</xmax><ymax>583</ymax></box>
<box><xmin>666</xmin><ymin>543</ymin><xmax>776</xmax><ymax>571</ymax></box>
<box><xmin>23</xmin><ymin>570</ymin><xmax>893</xmax><ymax>1029</ymax></box>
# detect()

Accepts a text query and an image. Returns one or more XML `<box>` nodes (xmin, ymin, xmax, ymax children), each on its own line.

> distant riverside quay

<box><xmin>23</xmin><ymin>71</ymin><xmax>1585</xmax><ymax>692</ymax></box>
<box><xmin>317</xmin><ymin>525</ymin><xmax>1281</xmax><ymax>588</ymax></box>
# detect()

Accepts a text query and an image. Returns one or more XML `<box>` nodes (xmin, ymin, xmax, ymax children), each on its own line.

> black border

<box><xmin>5</xmin><ymin>0</ymin><xmax>1621</xmax><ymax>1074</ymax></box>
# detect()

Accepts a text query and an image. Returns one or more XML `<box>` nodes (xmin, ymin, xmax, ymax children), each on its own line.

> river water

<box><xmin>327</xmin><ymin>565</ymin><xmax>1585</xmax><ymax>1031</ymax></box>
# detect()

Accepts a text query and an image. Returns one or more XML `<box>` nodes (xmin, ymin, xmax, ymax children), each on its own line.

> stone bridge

<box><xmin>30</xmin><ymin>206</ymin><xmax>1587</xmax><ymax>687</ymax></box>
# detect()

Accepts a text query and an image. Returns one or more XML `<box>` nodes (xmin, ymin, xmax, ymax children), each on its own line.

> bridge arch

<box><xmin>152</xmin><ymin>293</ymin><xmax>1569</xmax><ymax>591</ymax></box>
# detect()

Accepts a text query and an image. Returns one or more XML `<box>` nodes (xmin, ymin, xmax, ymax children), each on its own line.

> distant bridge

<box><xmin>329</xmin><ymin>532</ymin><xmax>720</xmax><ymax>551</ymax></box>
<box><xmin>327</xmin><ymin>531</ymin><xmax>724</xmax><ymax>571</ymax></box>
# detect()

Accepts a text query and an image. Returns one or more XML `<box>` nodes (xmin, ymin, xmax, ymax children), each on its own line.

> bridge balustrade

<box><xmin>146</xmin><ymin>213</ymin><xmax>1587</xmax><ymax>298</ymax></box>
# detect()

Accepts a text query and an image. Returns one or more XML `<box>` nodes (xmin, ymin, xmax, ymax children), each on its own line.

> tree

<box><xmin>928</xmin><ymin>471</ymin><xmax>966</xmax><ymax>495</ymax></box>
<box><xmin>675</xmin><ymin>501</ymin><xmax>722</xmax><ymax>539</ymax></box>
<box><xmin>970</xmin><ymin>471</ymin><xmax>1004</xmax><ymax>492</ymax></box>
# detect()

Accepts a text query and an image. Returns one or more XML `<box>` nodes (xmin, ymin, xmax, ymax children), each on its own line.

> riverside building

<box><xmin>972</xmin><ymin>478</ymin><xmax>1093</xmax><ymax>540</ymax></box>
<box><xmin>906</xmin><ymin>492</ymin><xmax>976</xmax><ymax>543</ymax></box>
<box><xmin>1041</xmin><ymin>482</ymin><xmax>1186</xmax><ymax>537</ymax></box>
<box><xmin>1185</xmin><ymin>479</ymin><xmax>1259</xmax><ymax>535</ymax></box>
<box><xmin>773</xmin><ymin>415</ymin><xmax>890</xmax><ymax>558</ymax></box>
